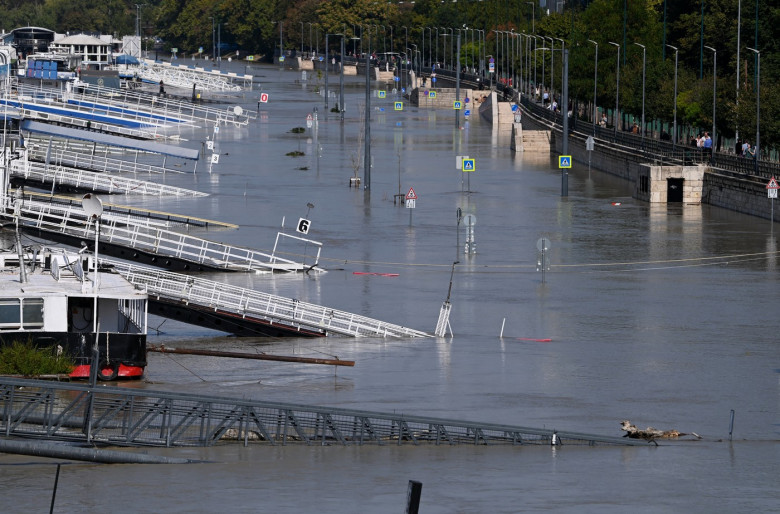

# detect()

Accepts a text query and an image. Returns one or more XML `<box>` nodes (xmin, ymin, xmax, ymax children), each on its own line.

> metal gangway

<box><xmin>106</xmin><ymin>259</ymin><xmax>431</xmax><ymax>338</ymax></box>
<box><xmin>9</xmin><ymin>83</ymin><xmax>256</xmax><ymax>129</ymax></box>
<box><xmin>26</xmin><ymin>139</ymin><xmax>195</xmax><ymax>175</ymax></box>
<box><xmin>9</xmin><ymin>157</ymin><xmax>207</xmax><ymax>197</ymax></box>
<box><xmin>5</xmin><ymin>197</ymin><xmax>316</xmax><ymax>272</ymax></box>
<box><xmin>0</xmin><ymin>377</ymin><xmax>646</xmax><ymax>448</ymax></box>
<box><xmin>118</xmin><ymin>58</ymin><xmax>253</xmax><ymax>92</ymax></box>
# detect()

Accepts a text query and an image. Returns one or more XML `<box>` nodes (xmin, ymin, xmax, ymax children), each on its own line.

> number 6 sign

<box><xmin>296</xmin><ymin>218</ymin><xmax>311</xmax><ymax>234</ymax></box>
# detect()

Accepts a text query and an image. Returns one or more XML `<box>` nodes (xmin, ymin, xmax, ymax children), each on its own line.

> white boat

<box><xmin>0</xmin><ymin>246</ymin><xmax>148</xmax><ymax>380</ymax></box>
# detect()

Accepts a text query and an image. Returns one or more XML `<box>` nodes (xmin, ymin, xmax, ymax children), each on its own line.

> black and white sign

<box><xmin>296</xmin><ymin>217</ymin><xmax>311</xmax><ymax>234</ymax></box>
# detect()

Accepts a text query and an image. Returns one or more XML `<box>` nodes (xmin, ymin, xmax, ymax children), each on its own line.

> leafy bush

<box><xmin>0</xmin><ymin>340</ymin><xmax>74</xmax><ymax>377</ymax></box>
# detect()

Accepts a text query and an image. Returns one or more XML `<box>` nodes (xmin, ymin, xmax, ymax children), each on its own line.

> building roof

<box><xmin>54</xmin><ymin>34</ymin><xmax>107</xmax><ymax>46</ymax></box>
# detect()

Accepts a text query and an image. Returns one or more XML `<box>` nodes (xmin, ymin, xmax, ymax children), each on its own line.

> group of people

<box><xmin>736</xmin><ymin>139</ymin><xmax>756</xmax><ymax>158</ymax></box>
<box><xmin>692</xmin><ymin>132</ymin><xmax>713</xmax><ymax>153</ymax></box>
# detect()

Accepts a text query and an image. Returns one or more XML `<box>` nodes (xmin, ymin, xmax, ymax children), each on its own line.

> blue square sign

<box><xmin>559</xmin><ymin>155</ymin><xmax>572</xmax><ymax>168</ymax></box>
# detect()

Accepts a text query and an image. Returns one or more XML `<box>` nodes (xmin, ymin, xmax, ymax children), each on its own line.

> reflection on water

<box><xmin>1</xmin><ymin>62</ymin><xmax>777</xmax><ymax>513</ymax></box>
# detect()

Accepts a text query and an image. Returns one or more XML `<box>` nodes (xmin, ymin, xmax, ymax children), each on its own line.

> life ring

<box><xmin>97</xmin><ymin>363</ymin><xmax>118</xmax><ymax>381</ymax></box>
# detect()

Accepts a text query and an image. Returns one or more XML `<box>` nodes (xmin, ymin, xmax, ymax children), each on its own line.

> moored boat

<box><xmin>0</xmin><ymin>247</ymin><xmax>147</xmax><ymax>380</ymax></box>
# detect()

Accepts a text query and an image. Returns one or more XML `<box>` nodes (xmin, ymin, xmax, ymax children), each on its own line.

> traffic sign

<box><xmin>464</xmin><ymin>109</ymin><xmax>471</xmax><ymax>117</ymax></box>
<box><xmin>453</xmin><ymin>101</ymin><xmax>462</xmax><ymax>110</ymax></box>
<box><xmin>430</xmin><ymin>91</ymin><xmax>437</xmax><ymax>98</ymax></box>
<box><xmin>406</xmin><ymin>199</ymin><xmax>416</xmax><ymax>209</ymax></box>
<box><xmin>586</xmin><ymin>136</ymin><xmax>595</xmax><ymax>151</ymax></box>
<box><xmin>279</xmin><ymin>56</ymin><xmax>285</xmax><ymax>62</ymax></box>
<box><xmin>559</xmin><ymin>155</ymin><xmax>572</xmax><ymax>168</ymax></box>
<box><xmin>260</xmin><ymin>92</ymin><xmax>269</xmax><ymax>103</ymax></box>
<box><xmin>306</xmin><ymin>113</ymin><xmax>313</xmax><ymax>121</ymax></box>
<box><xmin>431</xmin><ymin>77</ymin><xmax>436</xmax><ymax>83</ymax></box>
<box><xmin>395</xmin><ymin>101</ymin><xmax>403</xmax><ymax>111</ymax></box>
<box><xmin>296</xmin><ymin>218</ymin><xmax>311</xmax><ymax>234</ymax></box>
<box><xmin>378</xmin><ymin>90</ymin><xmax>386</xmax><ymax>98</ymax></box>
<box><xmin>767</xmin><ymin>176</ymin><xmax>779</xmax><ymax>189</ymax></box>
<box><xmin>511</xmin><ymin>104</ymin><xmax>519</xmax><ymax>112</ymax></box>
<box><xmin>406</xmin><ymin>187</ymin><xmax>418</xmax><ymax>200</ymax></box>
<box><xmin>462</xmin><ymin>158</ymin><xmax>475</xmax><ymax>172</ymax></box>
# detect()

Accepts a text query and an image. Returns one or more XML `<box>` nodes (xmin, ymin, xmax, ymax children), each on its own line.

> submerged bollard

<box><xmin>405</xmin><ymin>480</ymin><xmax>423</xmax><ymax>514</ymax></box>
<box><xmin>729</xmin><ymin>409</ymin><xmax>735</xmax><ymax>441</ymax></box>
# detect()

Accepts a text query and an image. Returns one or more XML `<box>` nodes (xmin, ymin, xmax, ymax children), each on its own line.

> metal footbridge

<box><xmin>9</xmin><ymin>155</ymin><xmax>206</xmax><ymax>197</ymax></box>
<box><xmin>112</xmin><ymin>58</ymin><xmax>254</xmax><ymax>92</ymax></box>
<box><xmin>0</xmin><ymin>377</ymin><xmax>645</xmax><ymax>448</ymax></box>
<box><xmin>4</xmin><ymin>195</ymin><xmax>316</xmax><ymax>272</ymax></box>
<box><xmin>106</xmin><ymin>259</ymin><xmax>431</xmax><ymax>338</ymax></box>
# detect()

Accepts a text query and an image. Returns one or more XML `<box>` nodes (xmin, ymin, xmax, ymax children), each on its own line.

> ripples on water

<box><xmin>1</xmin><ymin>62</ymin><xmax>777</xmax><ymax>512</ymax></box>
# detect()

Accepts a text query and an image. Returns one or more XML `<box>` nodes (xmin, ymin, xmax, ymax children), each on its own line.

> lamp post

<box><xmin>704</xmin><ymin>45</ymin><xmax>716</xmax><ymax>161</ymax></box>
<box><xmin>666</xmin><ymin>44</ymin><xmax>678</xmax><ymax>149</ymax></box>
<box><xmin>546</xmin><ymin>36</ymin><xmax>554</xmax><ymax>100</ymax></box>
<box><xmin>300</xmin><ymin>22</ymin><xmax>304</xmax><ymax>56</ymax></box>
<box><xmin>476</xmin><ymin>29</ymin><xmax>484</xmax><ymax>76</ymax></box>
<box><xmin>526</xmin><ymin>2</ymin><xmax>535</xmax><ymax>33</ymax></box>
<box><xmin>448</xmin><ymin>28</ymin><xmax>454</xmax><ymax>70</ymax></box>
<box><xmin>340</xmin><ymin>34</ymin><xmax>345</xmax><ymax>121</ymax></box>
<box><xmin>747</xmin><ymin>47</ymin><xmax>760</xmax><ymax>173</ymax></box>
<box><xmin>210</xmin><ymin>16</ymin><xmax>215</xmax><ymax>61</ymax></box>
<box><xmin>308</xmin><ymin>23</ymin><xmax>314</xmax><ymax>56</ymax></box>
<box><xmin>555</xmin><ymin>37</ymin><xmax>565</xmax><ymax>102</ymax></box>
<box><xmin>588</xmin><ymin>39</ymin><xmax>598</xmax><ymax>133</ymax></box>
<box><xmin>609</xmin><ymin>42</ymin><xmax>620</xmax><ymax>136</ymax></box>
<box><xmin>634</xmin><ymin>42</ymin><xmax>646</xmax><ymax>147</ymax></box>
<box><xmin>440</xmin><ymin>30</ymin><xmax>450</xmax><ymax>70</ymax></box>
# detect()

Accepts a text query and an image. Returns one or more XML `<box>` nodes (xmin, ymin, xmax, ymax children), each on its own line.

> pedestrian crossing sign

<box><xmin>395</xmin><ymin>101</ymin><xmax>403</xmax><ymax>111</ymax></box>
<box><xmin>559</xmin><ymin>155</ymin><xmax>572</xmax><ymax>168</ymax></box>
<box><xmin>378</xmin><ymin>90</ymin><xmax>386</xmax><ymax>98</ymax></box>
<box><xmin>453</xmin><ymin>101</ymin><xmax>463</xmax><ymax>110</ymax></box>
<box><xmin>430</xmin><ymin>91</ymin><xmax>437</xmax><ymax>98</ymax></box>
<box><xmin>462</xmin><ymin>158</ymin><xmax>475</xmax><ymax>172</ymax></box>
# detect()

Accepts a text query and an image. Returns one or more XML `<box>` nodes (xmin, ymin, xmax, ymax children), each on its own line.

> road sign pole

<box><xmin>561</xmin><ymin>49</ymin><xmax>569</xmax><ymax>197</ymax></box>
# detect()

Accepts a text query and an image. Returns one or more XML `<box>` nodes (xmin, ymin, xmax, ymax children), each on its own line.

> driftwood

<box><xmin>620</xmin><ymin>420</ymin><xmax>701</xmax><ymax>440</ymax></box>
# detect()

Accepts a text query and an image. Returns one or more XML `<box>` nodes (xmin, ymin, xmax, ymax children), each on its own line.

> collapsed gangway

<box><xmin>105</xmin><ymin>259</ymin><xmax>431</xmax><ymax>338</ymax></box>
<box><xmin>110</xmin><ymin>58</ymin><xmax>254</xmax><ymax>92</ymax></box>
<box><xmin>0</xmin><ymin>377</ymin><xmax>645</xmax><ymax>448</ymax></box>
<box><xmin>3</xmin><ymin>193</ymin><xmax>320</xmax><ymax>273</ymax></box>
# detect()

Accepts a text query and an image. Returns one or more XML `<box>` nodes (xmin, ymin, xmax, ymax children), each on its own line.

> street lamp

<box><xmin>666</xmin><ymin>44</ymin><xmax>678</xmax><ymax>149</ymax></box>
<box><xmin>704</xmin><ymin>45</ymin><xmax>716</xmax><ymax>161</ymax></box>
<box><xmin>526</xmin><ymin>2</ymin><xmax>535</xmax><ymax>33</ymax></box>
<box><xmin>440</xmin><ymin>29</ymin><xmax>450</xmax><ymax>70</ymax></box>
<box><xmin>546</xmin><ymin>36</ymin><xmax>554</xmax><ymax>100</ymax></box>
<box><xmin>210</xmin><ymin>16</ymin><xmax>215</xmax><ymax>61</ymax></box>
<box><xmin>555</xmin><ymin>37</ymin><xmax>565</xmax><ymax>103</ymax></box>
<box><xmin>588</xmin><ymin>39</ymin><xmax>598</xmax><ymax>133</ymax></box>
<box><xmin>609</xmin><ymin>42</ymin><xmax>620</xmax><ymax>136</ymax></box>
<box><xmin>300</xmin><ymin>22</ymin><xmax>304</xmax><ymax>55</ymax></box>
<box><xmin>747</xmin><ymin>47</ymin><xmax>760</xmax><ymax>172</ymax></box>
<box><xmin>634</xmin><ymin>42</ymin><xmax>646</xmax><ymax>147</ymax></box>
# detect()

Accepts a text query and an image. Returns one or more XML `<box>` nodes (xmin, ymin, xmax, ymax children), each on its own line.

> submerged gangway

<box><xmin>9</xmin><ymin>158</ymin><xmax>207</xmax><ymax>197</ymax></box>
<box><xmin>4</xmin><ymin>197</ymin><xmax>315</xmax><ymax>272</ymax></box>
<box><xmin>118</xmin><ymin>59</ymin><xmax>253</xmax><ymax>92</ymax></box>
<box><xmin>106</xmin><ymin>259</ymin><xmax>431</xmax><ymax>338</ymax></box>
<box><xmin>0</xmin><ymin>378</ymin><xmax>645</xmax><ymax>448</ymax></box>
<box><xmin>26</xmin><ymin>143</ymin><xmax>194</xmax><ymax>175</ymax></box>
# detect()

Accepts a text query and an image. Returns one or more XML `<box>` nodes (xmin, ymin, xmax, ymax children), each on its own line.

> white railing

<box><xmin>8</xmin><ymin>199</ymin><xmax>310</xmax><ymax>273</ymax></box>
<box><xmin>107</xmin><ymin>260</ymin><xmax>431</xmax><ymax>338</ymax></box>
<box><xmin>10</xmin><ymin>159</ymin><xmax>206</xmax><ymax>197</ymax></box>
<box><xmin>26</xmin><ymin>145</ymin><xmax>188</xmax><ymax>175</ymax></box>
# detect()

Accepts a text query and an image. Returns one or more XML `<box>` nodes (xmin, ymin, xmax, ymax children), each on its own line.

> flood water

<box><xmin>1</xmin><ymin>61</ymin><xmax>778</xmax><ymax>513</ymax></box>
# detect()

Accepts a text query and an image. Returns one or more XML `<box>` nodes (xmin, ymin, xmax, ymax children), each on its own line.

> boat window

<box><xmin>0</xmin><ymin>298</ymin><xmax>45</xmax><ymax>329</ymax></box>
<box><xmin>22</xmin><ymin>298</ymin><xmax>44</xmax><ymax>328</ymax></box>
<box><xmin>0</xmin><ymin>299</ymin><xmax>21</xmax><ymax>328</ymax></box>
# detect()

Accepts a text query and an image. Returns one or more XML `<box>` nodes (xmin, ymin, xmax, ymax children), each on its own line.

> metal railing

<box><xmin>10</xmin><ymin>159</ymin><xmax>207</xmax><ymax>197</ymax></box>
<box><xmin>4</xmin><ymin>198</ymin><xmax>307</xmax><ymax>272</ymax></box>
<box><xmin>26</xmin><ymin>144</ymin><xmax>189</xmax><ymax>175</ymax></box>
<box><xmin>106</xmin><ymin>259</ymin><xmax>431</xmax><ymax>338</ymax></box>
<box><xmin>0</xmin><ymin>378</ymin><xmax>646</xmax><ymax>448</ymax></box>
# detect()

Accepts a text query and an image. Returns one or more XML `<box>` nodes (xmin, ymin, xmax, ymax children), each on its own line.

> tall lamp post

<box><xmin>440</xmin><ymin>30</ymin><xmax>450</xmax><ymax>70</ymax></box>
<box><xmin>634</xmin><ymin>42</ymin><xmax>646</xmax><ymax>148</ymax></box>
<box><xmin>546</xmin><ymin>36</ymin><xmax>554</xmax><ymax>100</ymax></box>
<box><xmin>704</xmin><ymin>45</ymin><xmax>716</xmax><ymax>161</ymax></box>
<box><xmin>526</xmin><ymin>2</ymin><xmax>535</xmax><ymax>33</ymax></box>
<box><xmin>210</xmin><ymin>16</ymin><xmax>215</xmax><ymax>61</ymax></box>
<box><xmin>747</xmin><ymin>47</ymin><xmax>760</xmax><ymax>173</ymax></box>
<box><xmin>588</xmin><ymin>39</ymin><xmax>598</xmax><ymax>133</ymax></box>
<box><xmin>666</xmin><ymin>44</ymin><xmax>678</xmax><ymax>149</ymax></box>
<box><xmin>609</xmin><ymin>42</ymin><xmax>620</xmax><ymax>136</ymax></box>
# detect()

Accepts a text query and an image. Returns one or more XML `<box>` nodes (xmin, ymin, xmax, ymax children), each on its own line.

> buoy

<box><xmin>517</xmin><ymin>338</ymin><xmax>552</xmax><ymax>342</ymax></box>
<box><xmin>611</xmin><ymin>202</ymin><xmax>622</xmax><ymax>206</ymax></box>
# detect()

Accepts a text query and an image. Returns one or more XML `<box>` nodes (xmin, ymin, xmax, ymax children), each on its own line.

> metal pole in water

<box><xmin>49</xmin><ymin>463</ymin><xmax>61</xmax><ymax>514</ymax></box>
<box><xmin>405</xmin><ymin>480</ymin><xmax>423</xmax><ymax>514</ymax></box>
<box><xmin>729</xmin><ymin>409</ymin><xmax>735</xmax><ymax>441</ymax></box>
<box><xmin>561</xmin><ymin>49</ymin><xmax>569</xmax><ymax>197</ymax></box>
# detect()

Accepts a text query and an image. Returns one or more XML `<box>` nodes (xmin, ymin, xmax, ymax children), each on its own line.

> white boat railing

<box><xmin>106</xmin><ymin>260</ymin><xmax>431</xmax><ymax>338</ymax></box>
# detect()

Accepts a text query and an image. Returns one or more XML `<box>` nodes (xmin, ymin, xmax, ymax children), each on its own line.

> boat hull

<box><xmin>0</xmin><ymin>332</ymin><xmax>146</xmax><ymax>381</ymax></box>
